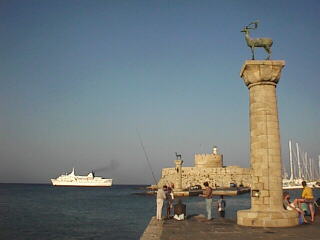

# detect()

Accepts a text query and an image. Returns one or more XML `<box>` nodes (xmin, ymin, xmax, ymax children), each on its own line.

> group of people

<box><xmin>156</xmin><ymin>185</ymin><xmax>186</xmax><ymax>221</ymax></box>
<box><xmin>156</xmin><ymin>182</ymin><xmax>226</xmax><ymax>221</ymax></box>
<box><xmin>157</xmin><ymin>180</ymin><xmax>319</xmax><ymax>223</ymax></box>
<box><xmin>283</xmin><ymin>180</ymin><xmax>317</xmax><ymax>223</ymax></box>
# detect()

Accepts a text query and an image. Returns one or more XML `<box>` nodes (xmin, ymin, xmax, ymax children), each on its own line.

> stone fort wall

<box><xmin>158</xmin><ymin>166</ymin><xmax>252</xmax><ymax>189</ymax></box>
<box><xmin>194</xmin><ymin>153</ymin><xmax>223</xmax><ymax>168</ymax></box>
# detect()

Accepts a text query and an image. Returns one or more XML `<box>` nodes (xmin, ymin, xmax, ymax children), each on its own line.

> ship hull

<box><xmin>51</xmin><ymin>179</ymin><xmax>112</xmax><ymax>187</ymax></box>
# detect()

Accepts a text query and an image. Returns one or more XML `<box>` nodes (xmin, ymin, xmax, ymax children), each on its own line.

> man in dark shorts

<box><xmin>165</xmin><ymin>187</ymin><xmax>174</xmax><ymax>219</ymax></box>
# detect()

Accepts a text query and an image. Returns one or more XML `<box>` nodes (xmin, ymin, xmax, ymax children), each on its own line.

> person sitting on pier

<box><xmin>283</xmin><ymin>191</ymin><xmax>307</xmax><ymax>224</ymax></box>
<box><xmin>297</xmin><ymin>181</ymin><xmax>315</xmax><ymax>223</ymax></box>
<box><xmin>173</xmin><ymin>199</ymin><xmax>186</xmax><ymax>221</ymax></box>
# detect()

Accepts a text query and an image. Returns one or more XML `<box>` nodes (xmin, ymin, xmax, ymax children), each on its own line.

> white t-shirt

<box><xmin>156</xmin><ymin>189</ymin><xmax>166</xmax><ymax>200</ymax></box>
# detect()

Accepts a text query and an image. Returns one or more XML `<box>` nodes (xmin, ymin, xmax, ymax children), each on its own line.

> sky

<box><xmin>0</xmin><ymin>0</ymin><xmax>319</xmax><ymax>184</ymax></box>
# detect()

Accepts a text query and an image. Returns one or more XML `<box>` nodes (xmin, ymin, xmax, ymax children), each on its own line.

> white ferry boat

<box><xmin>51</xmin><ymin>168</ymin><xmax>112</xmax><ymax>187</ymax></box>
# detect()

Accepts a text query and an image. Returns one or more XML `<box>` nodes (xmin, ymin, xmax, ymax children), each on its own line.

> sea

<box><xmin>0</xmin><ymin>184</ymin><xmax>318</xmax><ymax>240</ymax></box>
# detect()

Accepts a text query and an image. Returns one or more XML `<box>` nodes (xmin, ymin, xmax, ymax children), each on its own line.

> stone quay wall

<box><xmin>158</xmin><ymin>166</ymin><xmax>252</xmax><ymax>189</ymax></box>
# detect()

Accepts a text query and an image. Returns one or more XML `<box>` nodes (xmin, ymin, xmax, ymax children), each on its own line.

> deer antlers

<box><xmin>245</xmin><ymin>20</ymin><xmax>259</xmax><ymax>30</ymax></box>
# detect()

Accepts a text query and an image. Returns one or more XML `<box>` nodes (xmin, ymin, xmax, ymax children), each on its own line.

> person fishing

<box><xmin>156</xmin><ymin>185</ymin><xmax>167</xmax><ymax>220</ymax></box>
<box><xmin>199</xmin><ymin>182</ymin><xmax>213</xmax><ymax>220</ymax></box>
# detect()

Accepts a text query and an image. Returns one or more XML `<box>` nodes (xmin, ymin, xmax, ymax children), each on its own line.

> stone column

<box><xmin>237</xmin><ymin>60</ymin><xmax>298</xmax><ymax>227</ymax></box>
<box><xmin>174</xmin><ymin>160</ymin><xmax>183</xmax><ymax>191</ymax></box>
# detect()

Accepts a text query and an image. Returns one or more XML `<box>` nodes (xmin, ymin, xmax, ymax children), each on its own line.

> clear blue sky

<box><xmin>0</xmin><ymin>0</ymin><xmax>319</xmax><ymax>184</ymax></box>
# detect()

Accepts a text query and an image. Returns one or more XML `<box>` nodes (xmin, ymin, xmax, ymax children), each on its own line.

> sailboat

<box><xmin>282</xmin><ymin>140</ymin><xmax>320</xmax><ymax>189</ymax></box>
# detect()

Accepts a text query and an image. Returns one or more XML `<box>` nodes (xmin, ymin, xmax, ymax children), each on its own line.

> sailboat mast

<box><xmin>304</xmin><ymin>152</ymin><xmax>309</xmax><ymax>181</ymax></box>
<box><xmin>289</xmin><ymin>140</ymin><xmax>294</xmax><ymax>181</ymax></box>
<box><xmin>296</xmin><ymin>142</ymin><xmax>302</xmax><ymax>179</ymax></box>
<box><xmin>309</xmin><ymin>158</ymin><xmax>313</xmax><ymax>181</ymax></box>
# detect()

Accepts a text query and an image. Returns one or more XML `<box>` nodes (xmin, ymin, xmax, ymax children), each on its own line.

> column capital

<box><xmin>240</xmin><ymin>60</ymin><xmax>285</xmax><ymax>88</ymax></box>
<box><xmin>174</xmin><ymin>160</ymin><xmax>183</xmax><ymax>166</ymax></box>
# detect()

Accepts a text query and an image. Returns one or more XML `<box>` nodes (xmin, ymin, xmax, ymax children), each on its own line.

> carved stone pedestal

<box><xmin>174</xmin><ymin>160</ymin><xmax>183</xmax><ymax>191</ymax></box>
<box><xmin>237</xmin><ymin>60</ymin><xmax>298</xmax><ymax>227</ymax></box>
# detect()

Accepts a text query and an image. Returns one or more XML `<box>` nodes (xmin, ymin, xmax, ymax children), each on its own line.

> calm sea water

<box><xmin>1</xmin><ymin>184</ymin><xmax>317</xmax><ymax>240</ymax></box>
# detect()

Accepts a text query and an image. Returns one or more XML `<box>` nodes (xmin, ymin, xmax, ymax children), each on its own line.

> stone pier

<box><xmin>237</xmin><ymin>60</ymin><xmax>298</xmax><ymax>227</ymax></box>
<box><xmin>140</xmin><ymin>216</ymin><xmax>320</xmax><ymax>240</ymax></box>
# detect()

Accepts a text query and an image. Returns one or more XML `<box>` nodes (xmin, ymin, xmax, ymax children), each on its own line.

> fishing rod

<box><xmin>136</xmin><ymin>130</ymin><xmax>158</xmax><ymax>185</ymax></box>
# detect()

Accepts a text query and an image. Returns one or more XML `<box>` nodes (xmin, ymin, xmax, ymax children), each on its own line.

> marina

<box><xmin>283</xmin><ymin>140</ymin><xmax>320</xmax><ymax>189</ymax></box>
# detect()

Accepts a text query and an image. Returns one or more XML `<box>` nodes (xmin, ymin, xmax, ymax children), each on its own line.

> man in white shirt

<box><xmin>156</xmin><ymin>185</ymin><xmax>167</xmax><ymax>220</ymax></box>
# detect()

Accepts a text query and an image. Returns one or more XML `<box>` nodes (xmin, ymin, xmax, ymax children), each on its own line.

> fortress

<box><xmin>157</xmin><ymin>146</ymin><xmax>251</xmax><ymax>189</ymax></box>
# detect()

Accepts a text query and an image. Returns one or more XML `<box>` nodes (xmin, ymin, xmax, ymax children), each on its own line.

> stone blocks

<box><xmin>237</xmin><ymin>210</ymin><xmax>298</xmax><ymax>227</ymax></box>
<box><xmin>240</xmin><ymin>60</ymin><xmax>285</xmax><ymax>87</ymax></box>
<box><xmin>237</xmin><ymin>60</ymin><xmax>298</xmax><ymax>227</ymax></box>
<box><xmin>174</xmin><ymin>160</ymin><xmax>183</xmax><ymax>191</ymax></box>
<box><xmin>194</xmin><ymin>153</ymin><xmax>223</xmax><ymax>168</ymax></box>
<box><xmin>158</xmin><ymin>166</ymin><xmax>251</xmax><ymax>189</ymax></box>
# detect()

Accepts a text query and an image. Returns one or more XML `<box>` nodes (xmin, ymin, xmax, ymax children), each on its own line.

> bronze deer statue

<box><xmin>241</xmin><ymin>21</ymin><xmax>273</xmax><ymax>60</ymax></box>
<box><xmin>175</xmin><ymin>152</ymin><xmax>182</xmax><ymax>160</ymax></box>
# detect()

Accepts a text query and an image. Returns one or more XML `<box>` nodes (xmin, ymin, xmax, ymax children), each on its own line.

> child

<box><xmin>217</xmin><ymin>195</ymin><xmax>226</xmax><ymax>218</ymax></box>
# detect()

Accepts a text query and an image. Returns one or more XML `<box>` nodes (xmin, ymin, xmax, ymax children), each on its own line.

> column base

<box><xmin>237</xmin><ymin>209</ymin><xmax>298</xmax><ymax>227</ymax></box>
